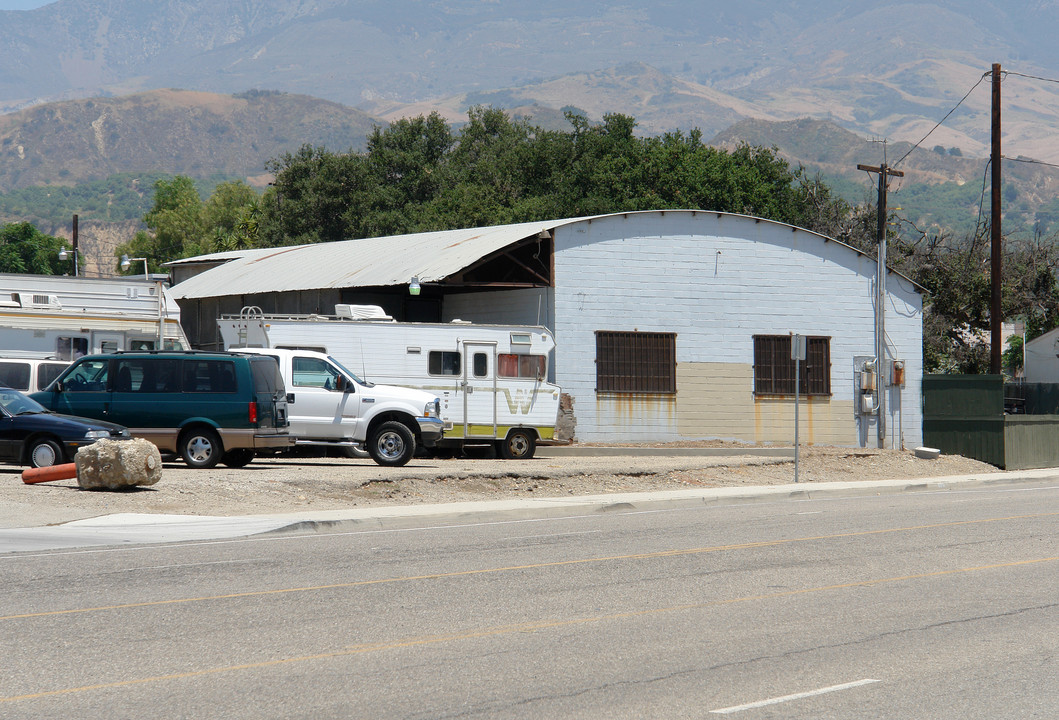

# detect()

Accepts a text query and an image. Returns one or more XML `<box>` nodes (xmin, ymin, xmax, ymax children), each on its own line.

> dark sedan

<box><xmin>0</xmin><ymin>387</ymin><xmax>130</xmax><ymax>467</ymax></box>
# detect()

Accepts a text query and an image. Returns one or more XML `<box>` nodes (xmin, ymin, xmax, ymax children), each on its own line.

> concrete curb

<box><xmin>536</xmin><ymin>446</ymin><xmax>795</xmax><ymax>458</ymax></box>
<box><xmin>3</xmin><ymin>468</ymin><xmax>1057</xmax><ymax>553</ymax></box>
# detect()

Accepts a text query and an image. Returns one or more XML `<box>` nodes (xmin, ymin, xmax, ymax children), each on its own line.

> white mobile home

<box><xmin>173</xmin><ymin>210</ymin><xmax>924</xmax><ymax>449</ymax></box>
<box><xmin>218</xmin><ymin>305</ymin><xmax>561</xmax><ymax>457</ymax></box>
<box><xmin>0</xmin><ymin>273</ymin><xmax>190</xmax><ymax>360</ymax></box>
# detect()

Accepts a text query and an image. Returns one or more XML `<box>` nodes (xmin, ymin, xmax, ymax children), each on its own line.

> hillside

<box><xmin>713</xmin><ymin>117</ymin><xmax>1059</xmax><ymax>238</ymax></box>
<box><xmin>0</xmin><ymin>89</ymin><xmax>379</xmax><ymax>192</ymax></box>
<box><xmin>5</xmin><ymin>1</ymin><xmax>1059</xmax><ymax>165</ymax></box>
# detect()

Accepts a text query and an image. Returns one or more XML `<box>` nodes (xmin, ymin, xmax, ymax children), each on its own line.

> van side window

<box><xmin>146</xmin><ymin>359</ymin><xmax>182</xmax><ymax>393</ymax></box>
<box><xmin>0</xmin><ymin>361</ymin><xmax>30</xmax><ymax>391</ymax></box>
<box><xmin>62</xmin><ymin>359</ymin><xmax>109</xmax><ymax>392</ymax></box>
<box><xmin>37</xmin><ymin>363</ymin><xmax>67</xmax><ymax>390</ymax></box>
<box><xmin>249</xmin><ymin>357</ymin><xmax>284</xmax><ymax>394</ymax></box>
<box><xmin>113</xmin><ymin>360</ymin><xmax>141</xmax><ymax>392</ymax></box>
<box><xmin>183</xmin><ymin>360</ymin><xmax>238</xmax><ymax>393</ymax></box>
<box><xmin>428</xmin><ymin>351</ymin><xmax>461</xmax><ymax>376</ymax></box>
<box><xmin>292</xmin><ymin>356</ymin><xmax>340</xmax><ymax>389</ymax></box>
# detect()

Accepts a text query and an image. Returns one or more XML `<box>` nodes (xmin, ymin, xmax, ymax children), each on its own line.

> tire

<box><xmin>179</xmin><ymin>427</ymin><xmax>223</xmax><ymax>469</ymax></box>
<box><xmin>221</xmin><ymin>448</ymin><xmax>256</xmax><ymax>468</ymax></box>
<box><xmin>341</xmin><ymin>445</ymin><xmax>370</xmax><ymax>459</ymax></box>
<box><xmin>498</xmin><ymin>429</ymin><xmax>536</xmax><ymax>460</ymax></box>
<box><xmin>28</xmin><ymin>438</ymin><xmax>64</xmax><ymax>468</ymax></box>
<box><xmin>367</xmin><ymin>421</ymin><xmax>416</xmax><ymax>467</ymax></box>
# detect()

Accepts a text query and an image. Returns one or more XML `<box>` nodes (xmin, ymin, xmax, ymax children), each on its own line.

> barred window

<box><xmin>596</xmin><ymin>331</ymin><xmax>676</xmax><ymax>394</ymax></box>
<box><xmin>753</xmin><ymin>335</ymin><xmax>831</xmax><ymax>396</ymax></box>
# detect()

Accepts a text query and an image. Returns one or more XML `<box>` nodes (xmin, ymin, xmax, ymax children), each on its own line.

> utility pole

<box><xmin>990</xmin><ymin>63</ymin><xmax>1003</xmax><ymax>374</ymax></box>
<box><xmin>857</xmin><ymin>162</ymin><xmax>904</xmax><ymax>448</ymax></box>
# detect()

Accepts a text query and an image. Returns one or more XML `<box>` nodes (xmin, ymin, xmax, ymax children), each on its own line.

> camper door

<box><xmin>462</xmin><ymin>342</ymin><xmax>497</xmax><ymax>439</ymax></box>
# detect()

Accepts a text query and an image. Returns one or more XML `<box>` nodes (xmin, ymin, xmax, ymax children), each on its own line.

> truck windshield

<box><xmin>328</xmin><ymin>356</ymin><xmax>372</xmax><ymax>387</ymax></box>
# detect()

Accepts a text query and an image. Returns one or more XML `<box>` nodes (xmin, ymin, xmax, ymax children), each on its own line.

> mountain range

<box><xmin>4</xmin><ymin>0</ymin><xmax>1059</xmax><ymax>266</ymax></box>
<box><xmin>4</xmin><ymin>1</ymin><xmax>1059</xmax><ymax>163</ymax></box>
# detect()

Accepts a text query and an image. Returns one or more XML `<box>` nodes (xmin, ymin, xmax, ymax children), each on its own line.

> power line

<box><xmin>1004</xmin><ymin>155</ymin><xmax>1059</xmax><ymax>170</ymax></box>
<box><xmin>893</xmin><ymin>71</ymin><xmax>990</xmax><ymax>168</ymax></box>
<box><xmin>1003</xmin><ymin>70</ymin><xmax>1059</xmax><ymax>84</ymax></box>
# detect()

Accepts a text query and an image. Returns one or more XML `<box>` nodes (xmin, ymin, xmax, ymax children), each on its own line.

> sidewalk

<box><xmin>3</xmin><ymin>466</ymin><xmax>1056</xmax><ymax>554</ymax></box>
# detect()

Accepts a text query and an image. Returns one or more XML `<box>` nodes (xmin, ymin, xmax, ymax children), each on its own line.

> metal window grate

<box><xmin>596</xmin><ymin>331</ymin><xmax>676</xmax><ymax>394</ymax></box>
<box><xmin>753</xmin><ymin>335</ymin><xmax>831</xmax><ymax>396</ymax></box>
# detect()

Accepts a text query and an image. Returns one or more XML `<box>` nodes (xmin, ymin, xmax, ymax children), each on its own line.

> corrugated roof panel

<box><xmin>171</xmin><ymin>219</ymin><xmax>561</xmax><ymax>299</ymax></box>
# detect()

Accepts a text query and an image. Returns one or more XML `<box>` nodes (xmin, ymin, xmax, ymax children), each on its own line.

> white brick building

<box><xmin>172</xmin><ymin>210</ymin><xmax>923</xmax><ymax>448</ymax></box>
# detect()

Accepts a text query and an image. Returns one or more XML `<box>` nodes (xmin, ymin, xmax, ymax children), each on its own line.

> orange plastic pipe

<box><xmin>22</xmin><ymin>463</ymin><xmax>77</xmax><ymax>484</ymax></box>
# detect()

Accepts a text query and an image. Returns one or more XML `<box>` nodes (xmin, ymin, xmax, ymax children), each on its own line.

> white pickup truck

<box><xmin>236</xmin><ymin>347</ymin><xmax>443</xmax><ymax>467</ymax></box>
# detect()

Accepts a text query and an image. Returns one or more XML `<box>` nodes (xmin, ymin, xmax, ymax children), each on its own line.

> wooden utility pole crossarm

<box><xmin>857</xmin><ymin>162</ymin><xmax>903</xmax><ymax>448</ymax></box>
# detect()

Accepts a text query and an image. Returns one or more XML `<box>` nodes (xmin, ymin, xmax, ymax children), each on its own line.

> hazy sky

<box><xmin>0</xmin><ymin>0</ymin><xmax>52</xmax><ymax>9</ymax></box>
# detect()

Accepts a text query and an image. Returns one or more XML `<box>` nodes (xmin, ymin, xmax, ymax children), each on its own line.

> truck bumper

<box><xmin>416</xmin><ymin>417</ymin><xmax>445</xmax><ymax>447</ymax></box>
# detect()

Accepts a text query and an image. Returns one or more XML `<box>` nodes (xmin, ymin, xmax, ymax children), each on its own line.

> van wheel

<box><xmin>498</xmin><ymin>429</ymin><xmax>536</xmax><ymax>460</ymax></box>
<box><xmin>28</xmin><ymin>438</ymin><xmax>64</xmax><ymax>468</ymax></box>
<box><xmin>368</xmin><ymin>421</ymin><xmax>416</xmax><ymax>467</ymax></box>
<box><xmin>180</xmin><ymin>428</ymin><xmax>222</xmax><ymax>469</ymax></box>
<box><xmin>222</xmin><ymin>449</ymin><xmax>256</xmax><ymax>468</ymax></box>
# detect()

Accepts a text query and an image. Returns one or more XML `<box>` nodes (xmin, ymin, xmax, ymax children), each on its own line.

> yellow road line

<box><xmin>3</xmin><ymin>555</ymin><xmax>1056</xmax><ymax>704</ymax></box>
<box><xmin>4</xmin><ymin>511</ymin><xmax>1057</xmax><ymax>623</ymax></box>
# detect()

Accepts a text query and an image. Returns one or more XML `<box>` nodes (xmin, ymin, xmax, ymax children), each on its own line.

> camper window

<box><xmin>56</xmin><ymin>337</ymin><xmax>88</xmax><ymax>361</ymax></box>
<box><xmin>473</xmin><ymin>353</ymin><xmax>488</xmax><ymax>378</ymax></box>
<box><xmin>498</xmin><ymin>354</ymin><xmax>546</xmax><ymax>380</ymax></box>
<box><xmin>428</xmin><ymin>351</ymin><xmax>461</xmax><ymax>376</ymax></box>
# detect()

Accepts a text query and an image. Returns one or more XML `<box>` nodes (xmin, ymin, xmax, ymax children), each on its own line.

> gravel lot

<box><xmin>0</xmin><ymin>444</ymin><xmax>1002</xmax><ymax>529</ymax></box>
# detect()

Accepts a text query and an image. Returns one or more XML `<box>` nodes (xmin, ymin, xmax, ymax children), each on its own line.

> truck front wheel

<box><xmin>368</xmin><ymin>421</ymin><xmax>416</xmax><ymax>467</ymax></box>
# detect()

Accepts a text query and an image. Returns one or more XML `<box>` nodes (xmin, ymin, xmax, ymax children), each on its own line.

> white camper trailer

<box><xmin>218</xmin><ymin>305</ymin><xmax>561</xmax><ymax>459</ymax></box>
<box><xmin>0</xmin><ymin>273</ymin><xmax>190</xmax><ymax>361</ymax></box>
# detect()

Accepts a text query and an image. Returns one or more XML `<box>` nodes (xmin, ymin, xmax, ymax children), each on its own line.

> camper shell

<box><xmin>218</xmin><ymin>305</ymin><xmax>561</xmax><ymax>459</ymax></box>
<box><xmin>0</xmin><ymin>273</ymin><xmax>190</xmax><ymax>360</ymax></box>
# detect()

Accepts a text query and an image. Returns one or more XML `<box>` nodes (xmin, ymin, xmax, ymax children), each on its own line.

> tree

<box><xmin>0</xmin><ymin>222</ymin><xmax>69</xmax><ymax>275</ymax></box>
<box><xmin>117</xmin><ymin>176</ymin><xmax>261</xmax><ymax>272</ymax></box>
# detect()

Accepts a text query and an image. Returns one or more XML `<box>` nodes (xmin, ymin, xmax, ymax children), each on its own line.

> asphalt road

<box><xmin>2</xmin><ymin>480</ymin><xmax>1057</xmax><ymax>718</ymax></box>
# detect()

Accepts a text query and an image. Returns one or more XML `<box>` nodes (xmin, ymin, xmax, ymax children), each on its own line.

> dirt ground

<box><xmin>0</xmin><ymin>443</ymin><xmax>1003</xmax><ymax>529</ymax></box>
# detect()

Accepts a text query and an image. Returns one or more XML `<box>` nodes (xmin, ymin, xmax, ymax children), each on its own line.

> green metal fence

<box><xmin>923</xmin><ymin>374</ymin><xmax>1059</xmax><ymax>469</ymax></box>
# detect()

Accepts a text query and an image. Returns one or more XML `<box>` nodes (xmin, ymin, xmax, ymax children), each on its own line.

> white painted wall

<box><xmin>1024</xmin><ymin>327</ymin><xmax>1059</xmax><ymax>382</ymax></box>
<box><xmin>548</xmin><ymin>211</ymin><xmax>922</xmax><ymax>447</ymax></box>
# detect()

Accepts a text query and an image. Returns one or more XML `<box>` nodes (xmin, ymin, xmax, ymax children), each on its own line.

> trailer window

<box><xmin>498</xmin><ymin>354</ymin><xmax>546</xmax><ymax>379</ymax></box>
<box><xmin>56</xmin><ymin>337</ymin><xmax>88</xmax><ymax>361</ymax></box>
<box><xmin>473</xmin><ymin>353</ymin><xmax>489</xmax><ymax>378</ymax></box>
<box><xmin>128</xmin><ymin>339</ymin><xmax>156</xmax><ymax>351</ymax></box>
<box><xmin>428</xmin><ymin>351</ymin><xmax>461</xmax><ymax>376</ymax></box>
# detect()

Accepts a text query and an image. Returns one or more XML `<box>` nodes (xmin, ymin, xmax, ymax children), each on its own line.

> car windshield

<box><xmin>328</xmin><ymin>356</ymin><xmax>372</xmax><ymax>387</ymax></box>
<box><xmin>0</xmin><ymin>387</ymin><xmax>47</xmax><ymax>416</ymax></box>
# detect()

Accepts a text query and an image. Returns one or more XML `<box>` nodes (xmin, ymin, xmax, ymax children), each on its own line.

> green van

<box><xmin>31</xmin><ymin>351</ymin><xmax>292</xmax><ymax>468</ymax></box>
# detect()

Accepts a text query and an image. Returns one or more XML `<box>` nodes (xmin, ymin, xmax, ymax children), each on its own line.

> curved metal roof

<box><xmin>170</xmin><ymin>211</ymin><xmax>919</xmax><ymax>300</ymax></box>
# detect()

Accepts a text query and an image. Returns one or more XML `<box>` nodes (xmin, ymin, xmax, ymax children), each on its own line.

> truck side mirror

<box><xmin>334</xmin><ymin>375</ymin><xmax>346</xmax><ymax>392</ymax></box>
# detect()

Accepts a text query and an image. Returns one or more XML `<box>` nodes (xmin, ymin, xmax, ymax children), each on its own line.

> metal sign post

<box><xmin>792</xmin><ymin>334</ymin><xmax>806</xmax><ymax>483</ymax></box>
